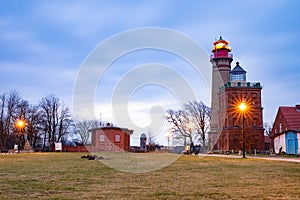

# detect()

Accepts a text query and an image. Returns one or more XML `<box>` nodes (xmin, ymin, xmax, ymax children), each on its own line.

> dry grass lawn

<box><xmin>0</xmin><ymin>152</ymin><xmax>299</xmax><ymax>199</ymax></box>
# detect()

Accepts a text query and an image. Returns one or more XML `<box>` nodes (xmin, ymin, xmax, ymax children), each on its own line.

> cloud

<box><xmin>1</xmin><ymin>0</ymin><xmax>300</xmax><ymax>145</ymax></box>
<box><xmin>35</xmin><ymin>1</ymin><xmax>168</xmax><ymax>38</ymax></box>
<box><xmin>0</xmin><ymin>61</ymin><xmax>77</xmax><ymax>104</ymax></box>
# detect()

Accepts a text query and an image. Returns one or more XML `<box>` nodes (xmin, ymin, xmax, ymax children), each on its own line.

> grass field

<box><xmin>0</xmin><ymin>153</ymin><xmax>299</xmax><ymax>199</ymax></box>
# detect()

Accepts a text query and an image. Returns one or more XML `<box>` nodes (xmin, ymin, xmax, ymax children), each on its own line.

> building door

<box><xmin>287</xmin><ymin>139</ymin><xmax>295</xmax><ymax>154</ymax></box>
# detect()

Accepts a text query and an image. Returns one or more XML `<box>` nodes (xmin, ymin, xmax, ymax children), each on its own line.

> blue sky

<box><xmin>1</xmin><ymin>1</ymin><xmax>300</xmax><ymax>145</ymax></box>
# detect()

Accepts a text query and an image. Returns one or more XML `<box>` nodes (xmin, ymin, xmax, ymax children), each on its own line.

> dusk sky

<box><xmin>1</xmin><ymin>1</ymin><xmax>300</xmax><ymax>145</ymax></box>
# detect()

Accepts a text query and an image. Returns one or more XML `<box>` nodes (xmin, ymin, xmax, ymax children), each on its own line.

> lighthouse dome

<box><xmin>230</xmin><ymin>62</ymin><xmax>247</xmax><ymax>82</ymax></box>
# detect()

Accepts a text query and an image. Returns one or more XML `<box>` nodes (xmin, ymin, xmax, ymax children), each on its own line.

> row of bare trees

<box><xmin>0</xmin><ymin>90</ymin><xmax>73</xmax><ymax>151</ymax></box>
<box><xmin>0</xmin><ymin>90</ymin><xmax>212</xmax><ymax>151</ymax></box>
<box><xmin>166</xmin><ymin>101</ymin><xmax>211</xmax><ymax>148</ymax></box>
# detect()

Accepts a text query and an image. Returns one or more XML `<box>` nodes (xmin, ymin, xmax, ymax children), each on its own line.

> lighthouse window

<box><xmin>231</xmin><ymin>74</ymin><xmax>246</xmax><ymax>81</ymax></box>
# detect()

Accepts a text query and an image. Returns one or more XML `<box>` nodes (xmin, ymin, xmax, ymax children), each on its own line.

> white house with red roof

<box><xmin>271</xmin><ymin>105</ymin><xmax>300</xmax><ymax>155</ymax></box>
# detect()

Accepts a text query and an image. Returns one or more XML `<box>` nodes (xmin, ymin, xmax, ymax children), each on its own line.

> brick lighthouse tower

<box><xmin>208</xmin><ymin>37</ymin><xmax>233</xmax><ymax>150</ymax></box>
<box><xmin>208</xmin><ymin>37</ymin><xmax>265</xmax><ymax>153</ymax></box>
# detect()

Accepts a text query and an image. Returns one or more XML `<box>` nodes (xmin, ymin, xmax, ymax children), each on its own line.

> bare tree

<box><xmin>39</xmin><ymin>94</ymin><xmax>72</xmax><ymax>151</ymax></box>
<box><xmin>264</xmin><ymin>122</ymin><xmax>274</xmax><ymax>153</ymax></box>
<box><xmin>5</xmin><ymin>90</ymin><xmax>21</xmax><ymax>143</ymax></box>
<box><xmin>185</xmin><ymin>101</ymin><xmax>211</xmax><ymax>148</ymax></box>
<box><xmin>264</xmin><ymin>122</ymin><xmax>273</xmax><ymax>136</ymax></box>
<box><xmin>26</xmin><ymin>105</ymin><xmax>43</xmax><ymax>149</ymax></box>
<box><xmin>15</xmin><ymin>99</ymin><xmax>29</xmax><ymax>149</ymax></box>
<box><xmin>57</xmin><ymin>104</ymin><xmax>72</xmax><ymax>142</ymax></box>
<box><xmin>1</xmin><ymin>90</ymin><xmax>23</xmax><ymax>149</ymax></box>
<box><xmin>166</xmin><ymin>109</ymin><xmax>193</xmax><ymax>146</ymax></box>
<box><xmin>0</xmin><ymin>93</ymin><xmax>6</xmax><ymax>148</ymax></box>
<box><xmin>166</xmin><ymin>101</ymin><xmax>211</xmax><ymax>149</ymax></box>
<box><xmin>74</xmin><ymin>119</ymin><xmax>99</xmax><ymax>144</ymax></box>
<box><xmin>0</xmin><ymin>90</ymin><xmax>35</xmax><ymax>150</ymax></box>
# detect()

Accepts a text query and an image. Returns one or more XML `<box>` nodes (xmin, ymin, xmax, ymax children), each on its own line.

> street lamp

<box><xmin>186</xmin><ymin>121</ymin><xmax>194</xmax><ymax>142</ymax></box>
<box><xmin>167</xmin><ymin>131</ymin><xmax>172</xmax><ymax>150</ymax></box>
<box><xmin>186</xmin><ymin>122</ymin><xmax>194</xmax><ymax>154</ymax></box>
<box><xmin>187</xmin><ymin>122</ymin><xmax>193</xmax><ymax>134</ymax></box>
<box><xmin>15</xmin><ymin>119</ymin><xmax>26</xmax><ymax>154</ymax></box>
<box><xmin>238</xmin><ymin>102</ymin><xmax>247</xmax><ymax>158</ymax></box>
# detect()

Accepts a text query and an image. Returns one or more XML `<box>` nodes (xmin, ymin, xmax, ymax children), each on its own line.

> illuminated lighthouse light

<box><xmin>211</xmin><ymin>36</ymin><xmax>232</xmax><ymax>58</ymax></box>
<box><xmin>214</xmin><ymin>41</ymin><xmax>231</xmax><ymax>51</ymax></box>
<box><xmin>216</xmin><ymin>42</ymin><xmax>225</xmax><ymax>49</ymax></box>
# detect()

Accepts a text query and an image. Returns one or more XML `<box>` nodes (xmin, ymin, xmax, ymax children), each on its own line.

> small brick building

<box><xmin>88</xmin><ymin>125</ymin><xmax>133</xmax><ymax>152</ymax></box>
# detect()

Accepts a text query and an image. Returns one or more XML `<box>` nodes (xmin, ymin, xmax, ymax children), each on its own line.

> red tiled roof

<box><xmin>280</xmin><ymin>106</ymin><xmax>300</xmax><ymax>130</ymax></box>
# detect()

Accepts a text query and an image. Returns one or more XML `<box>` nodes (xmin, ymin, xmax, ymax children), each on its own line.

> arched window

<box><xmin>100</xmin><ymin>135</ymin><xmax>105</xmax><ymax>142</ymax></box>
<box><xmin>115</xmin><ymin>134</ymin><xmax>121</xmax><ymax>142</ymax></box>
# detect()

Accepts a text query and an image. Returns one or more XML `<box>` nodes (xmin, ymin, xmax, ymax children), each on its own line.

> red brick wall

<box><xmin>124</xmin><ymin>133</ymin><xmax>130</xmax><ymax>151</ymax></box>
<box><xmin>63</xmin><ymin>146</ymin><xmax>89</xmax><ymax>152</ymax></box>
<box><xmin>218</xmin><ymin>86</ymin><xmax>265</xmax><ymax>152</ymax></box>
<box><xmin>271</xmin><ymin>108</ymin><xmax>288</xmax><ymax>134</ymax></box>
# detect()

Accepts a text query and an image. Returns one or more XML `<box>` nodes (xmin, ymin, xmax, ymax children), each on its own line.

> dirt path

<box><xmin>199</xmin><ymin>154</ymin><xmax>300</xmax><ymax>163</ymax></box>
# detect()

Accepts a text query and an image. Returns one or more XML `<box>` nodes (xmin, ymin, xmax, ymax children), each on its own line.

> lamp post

<box><xmin>15</xmin><ymin>119</ymin><xmax>26</xmax><ymax>154</ymax></box>
<box><xmin>238</xmin><ymin>102</ymin><xmax>247</xmax><ymax>158</ymax></box>
<box><xmin>187</xmin><ymin>122</ymin><xmax>193</xmax><ymax>134</ymax></box>
<box><xmin>186</xmin><ymin>122</ymin><xmax>194</xmax><ymax>154</ymax></box>
<box><xmin>167</xmin><ymin>131</ymin><xmax>172</xmax><ymax>150</ymax></box>
<box><xmin>186</xmin><ymin>122</ymin><xmax>193</xmax><ymax>143</ymax></box>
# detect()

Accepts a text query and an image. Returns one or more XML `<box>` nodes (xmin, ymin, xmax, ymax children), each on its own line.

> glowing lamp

<box><xmin>216</xmin><ymin>42</ymin><xmax>225</xmax><ymax>49</ymax></box>
<box><xmin>167</xmin><ymin>131</ymin><xmax>172</xmax><ymax>138</ymax></box>
<box><xmin>186</xmin><ymin>122</ymin><xmax>194</xmax><ymax>130</ymax></box>
<box><xmin>239</xmin><ymin>102</ymin><xmax>247</xmax><ymax>111</ymax></box>
<box><xmin>16</xmin><ymin>119</ymin><xmax>26</xmax><ymax>129</ymax></box>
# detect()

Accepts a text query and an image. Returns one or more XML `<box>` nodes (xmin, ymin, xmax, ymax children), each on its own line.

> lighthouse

<box><xmin>208</xmin><ymin>37</ymin><xmax>233</xmax><ymax>150</ymax></box>
<box><xmin>208</xmin><ymin>37</ymin><xmax>265</xmax><ymax>153</ymax></box>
